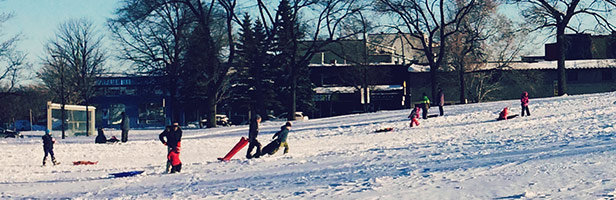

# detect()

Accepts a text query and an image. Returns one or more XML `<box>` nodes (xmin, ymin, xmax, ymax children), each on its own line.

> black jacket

<box><xmin>121</xmin><ymin>115</ymin><xmax>130</xmax><ymax>130</ymax></box>
<box><xmin>42</xmin><ymin>134</ymin><xmax>54</xmax><ymax>149</ymax></box>
<box><xmin>248</xmin><ymin>119</ymin><xmax>259</xmax><ymax>140</ymax></box>
<box><xmin>159</xmin><ymin>126</ymin><xmax>182</xmax><ymax>149</ymax></box>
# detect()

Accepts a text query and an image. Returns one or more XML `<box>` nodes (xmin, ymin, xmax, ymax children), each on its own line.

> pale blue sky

<box><xmin>1</xmin><ymin>0</ymin><xmax>122</xmax><ymax>70</ymax></box>
<box><xmin>3</xmin><ymin>0</ymin><xmax>608</xmax><ymax>74</ymax></box>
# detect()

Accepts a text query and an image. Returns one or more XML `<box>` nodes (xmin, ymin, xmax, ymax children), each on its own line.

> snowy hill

<box><xmin>1</xmin><ymin>92</ymin><xmax>616</xmax><ymax>199</ymax></box>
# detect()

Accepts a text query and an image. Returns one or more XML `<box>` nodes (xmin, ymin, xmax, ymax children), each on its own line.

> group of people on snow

<box><xmin>409</xmin><ymin>89</ymin><xmax>532</xmax><ymax>125</ymax></box>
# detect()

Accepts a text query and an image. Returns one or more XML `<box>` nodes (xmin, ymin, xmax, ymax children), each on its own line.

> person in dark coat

<box><xmin>120</xmin><ymin>112</ymin><xmax>130</xmax><ymax>142</ymax></box>
<box><xmin>95</xmin><ymin>128</ymin><xmax>107</xmax><ymax>144</ymax></box>
<box><xmin>272</xmin><ymin>121</ymin><xmax>292</xmax><ymax>155</ymax></box>
<box><xmin>420</xmin><ymin>93</ymin><xmax>431</xmax><ymax>119</ymax></box>
<box><xmin>246</xmin><ymin>115</ymin><xmax>262</xmax><ymax>159</ymax></box>
<box><xmin>159</xmin><ymin>123</ymin><xmax>182</xmax><ymax>173</ymax></box>
<box><xmin>437</xmin><ymin>88</ymin><xmax>445</xmax><ymax>116</ymax></box>
<box><xmin>42</xmin><ymin>129</ymin><xmax>59</xmax><ymax>166</ymax></box>
<box><xmin>521</xmin><ymin>91</ymin><xmax>531</xmax><ymax>117</ymax></box>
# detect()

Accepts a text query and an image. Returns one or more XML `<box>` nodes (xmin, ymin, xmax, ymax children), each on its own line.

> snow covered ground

<box><xmin>1</xmin><ymin>92</ymin><xmax>616</xmax><ymax>199</ymax></box>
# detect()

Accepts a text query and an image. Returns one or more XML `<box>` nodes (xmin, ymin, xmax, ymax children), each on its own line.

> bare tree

<box><xmin>375</xmin><ymin>0</ymin><xmax>477</xmax><ymax>100</ymax></box>
<box><xmin>507</xmin><ymin>0</ymin><xmax>616</xmax><ymax>95</ymax></box>
<box><xmin>110</xmin><ymin>0</ymin><xmax>194</xmax><ymax>124</ymax></box>
<box><xmin>0</xmin><ymin>8</ymin><xmax>27</xmax><ymax>95</ymax></box>
<box><xmin>41</xmin><ymin>19</ymin><xmax>107</xmax><ymax>136</ymax></box>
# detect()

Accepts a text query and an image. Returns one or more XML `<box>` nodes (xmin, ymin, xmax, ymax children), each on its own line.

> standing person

<box><xmin>521</xmin><ymin>91</ymin><xmax>531</xmax><ymax>117</ymax></box>
<box><xmin>42</xmin><ymin>129</ymin><xmax>59</xmax><ymax>166</ymax></box>
<box><xmin>437</xmin><ymin>88</ymin><xmax>445</xmax><ymax>116</ymax></box>
<box><xmin>246</xmin><ymin>115</ymin><xmax>262</xmax><ymax>159</ymax></box>
<box><xmin>272</xmin><ymin>121</ymin><xmax>292</xmax><ymax>155</ymax></box>
<box><xmin>420</xmin><ymin>93</ymin><xmax>431</xmax><ymax>119</ymax></box>
<box><xmin>120</xmin><ymin>112</ymin><xmax>130</xmax><ymax>142</ymax></box>
<box><xmin>408</xmin><ymin>106</ymin><xmax>420</xmax><ymax>127</ymax></box>
<box><xmin>159</xmin><ymin>123</ymin><xmax>182</xmax><ymax>173</ymax></box>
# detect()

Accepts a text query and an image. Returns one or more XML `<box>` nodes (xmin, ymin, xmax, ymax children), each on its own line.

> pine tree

<box><xmin>272</xmin><ymin>0</ymin><xmax>315</xmax><ymax>120</ymax></box>
<box><xmin>233</xmin><ymin>14</ymin><xmax>281</xmax><ymax>120</ymax></box>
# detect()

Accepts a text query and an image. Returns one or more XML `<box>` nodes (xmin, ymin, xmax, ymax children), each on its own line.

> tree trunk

<box><xmin>206</xmin><ymin>92</ymin><xmax>217</xmax><ymax>128</ymax></box>
<box><xmin>556</xmin><ymin>26</ymin><xmax>567</xmax><ymax>96</ymax></box>
<box><xmin>288</xmin><ymin>69</ymin><xmax>297</xmax><ymax>121</ymax></box>
<box><xmin>430</xmin><ymin>66</ymin><xmax>438</xmax><ymax>102</ymax></box>
<box><xmin>459</xmin><ymin>64</ymin><xmax>466</xmax><ymax>104</ymax></box>
<box><xmin>85</xmin><ymin>103</ymin><xmax>90</xmax><ymax>137</ymax></box>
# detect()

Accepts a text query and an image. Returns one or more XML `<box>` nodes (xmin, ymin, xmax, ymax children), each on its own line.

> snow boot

<box><xmin>52</xmin><ymin>158</ymin><xmax>59</xmax><ymax>165</ymax></box>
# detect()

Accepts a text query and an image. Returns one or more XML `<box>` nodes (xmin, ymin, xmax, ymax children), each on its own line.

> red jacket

<box><xmin>499</xmin><ymin>107</ymin><xmax>508</xmax><ymax>120</ymax></box>
<box><xmin>408</xmin><ymin>107</ymin><xmax>420</xmax><ymax>119</ymax></box>
<box><xmin>521</xmin><ymin>92</ymin><xmax>529</xmax><ymax>106</ymax></box>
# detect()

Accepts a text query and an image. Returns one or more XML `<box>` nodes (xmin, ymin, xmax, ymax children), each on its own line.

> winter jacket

<box><xmin>408</xmin><ymin>107</ymin><xmax>420</xmax><ymax>119</ymax></box>
<box><xmin>437</xmin><ymin>91</ymin><xmax>445</xmax><ymax>106</ymax></box>
<box><xmin>420</xmin><ymin>95</ymin><xmax>431</xmax><ymax>104</ymax></box>
<box><xmin>159</xmin><ymin>126</ymin><xmax>182</xmax><ymax>149</ymax></box>
<box><xmin>42</xmin><ymin>134</ymin><xmax>54</xmax><ymax>149</ymax></box>
<box><xmin>121</xmin><ymin>114</ymin><xmax>130</xmax><ymax>130</ymax></box>
<box><xmin>249</xmin><ymin>119</ymin><xmax>260</xmax><ymax>141</ymax></box>
<box><xmin>273</xmin><ymin>126</ymin><xmax>290</xmax><ymax>143</ymax></box>
<box><xmin>521</xmin><ymin>92</ymin><xmax>529</xmax><ymax>106</ymax></box>
<box><xmin>168</xmin><ymin>151</ymin><xmax>181</xmax><ymax>166</ymax></box>
<box><xmin>95</xmin><ymin>133</ymin><xmax>107</xmax><ymax>144</ymax></box>
<box><xmin>499</xmin><ymin>107</ymin><xmax>508</xmax><ymax>120</ymax></box>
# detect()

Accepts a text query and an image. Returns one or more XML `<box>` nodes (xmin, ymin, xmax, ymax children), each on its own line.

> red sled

<box><xmin>73</xmin><ymin>161</ymin><xmax>98</xmax><ymax>165</ymax></box>
<box><xmin>218</xmin><ymin>137</ymin><xmax>249</xmax><ymax>161</ymax></box>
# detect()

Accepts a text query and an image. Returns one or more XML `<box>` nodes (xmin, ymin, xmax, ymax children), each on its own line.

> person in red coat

<box><xmin>167</xmin><ymin>142</ymin><xmax>182</xmax><ymax>173</ymax></box>
<box><xmin>408</xmin><ymin>106</ymin><xmax>421</xmax><ymax>127</ymax></box>
<box><xmin>498</xmin><ymin>107</ymin><xmax>509</xmax><ymax>120</ymax></box>
<box><xmin>521</xmin><ymin>91</ymin><xmax>530</xmax><ymax>117</ymax></box>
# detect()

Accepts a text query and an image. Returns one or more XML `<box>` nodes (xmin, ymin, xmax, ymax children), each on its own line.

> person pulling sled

<box><xmin>261</xmin><ymin>122</ymin><xmax>292</xmax><ymax>156</ymax></box>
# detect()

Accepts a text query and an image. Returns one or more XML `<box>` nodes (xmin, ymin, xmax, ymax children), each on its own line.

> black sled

<box><xmin>260</xmin><ymin>140</ymin><xmax>281</xmax><ymax>156</ymax></box>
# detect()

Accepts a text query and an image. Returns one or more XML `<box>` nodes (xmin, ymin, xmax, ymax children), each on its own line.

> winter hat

<box><xmin>285</xmin><ymin>121</ymin><xmax>292</xmax><ymax>127</ymax></box>
<box><xmin>45</xmin><ymin>129</ymin><xmax>51</xmax><ymax>135</ymax></box>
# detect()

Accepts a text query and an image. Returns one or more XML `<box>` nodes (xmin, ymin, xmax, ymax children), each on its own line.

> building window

<box><xmin>602</xmin><ymin>69</ymin><xmax>613</xmax><ymax>81</ymax></box>
<box><xmin>567</xmin><ymin>71</ymin><xmax>578</xmax><ymax>81</ymax></box>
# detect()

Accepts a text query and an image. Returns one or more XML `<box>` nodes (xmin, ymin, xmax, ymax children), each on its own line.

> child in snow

<box><xmin>95</xmin><ymin>128</ymin><xmax>107</xmax><ymax>144</ymax></box>
<box><xmin>521</xmin><ymin>91</ymin><xmax>530</xmax><ymax>117</ymax></box>
<box><xmin>420</xmin><ymin>93</ymin><xmax>430</xmax><ymax>119</ymax></box>
<box><xmin>246</xmin><ymin>115</ymin><xmax>262</xmax><ymax>159</ymax></box>
<box><xmin>498</xmin><ymin>107</ymin><xmax>509</xmax><ymax>120</ymax></box>
<box><xmin>408</xmin><ymin>106</ymin><xmax>420</xmax><ymax>127</ymax></box>
<box><xmin>42</xmin><ymin>129</ymin><xmax>59</xmax><ymax>166</ymax></box>
<box><xmin>271</xmin><ymin>121</ymin><xmax>292</xmax><ymax>155</ymax></box>
<box><xmin>159</xmin><ymin>123</ymin><xmax>182</xmax><ymax>173</ymax></box>
<box><xmin>167</xmin><ymin>142</ymin><xmax>182</xmax><ymax>173</ymax></box>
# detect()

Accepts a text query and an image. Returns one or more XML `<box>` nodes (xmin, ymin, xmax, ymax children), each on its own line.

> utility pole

<box><xmin>53</xmin><ymin>55</ymin><xmax>66</xmax><ymax>139</ymax></box>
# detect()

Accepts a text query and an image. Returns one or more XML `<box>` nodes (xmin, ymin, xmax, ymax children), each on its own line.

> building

<box><xmin>91</xmin><ymin>74</ymin><xmax>167</xmax><ymax>129</ymax></box>
<box><xmin>545</xmin><ymin>33</ymin><xmax>616</xmax><ymax>60</ymax></box>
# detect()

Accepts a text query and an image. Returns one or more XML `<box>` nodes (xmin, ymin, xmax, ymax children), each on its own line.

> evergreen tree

<box><xmin>272</xmin><ymin>0</ymin><xmax>315</xmax><ymax>120</ymax></box>
<box><xmin>233</xmin><ymin>14</ymin><xmax>281</xmax><ymax>120</ymax></box>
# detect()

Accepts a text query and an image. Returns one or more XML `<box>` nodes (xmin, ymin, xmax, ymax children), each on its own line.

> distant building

<box><xmin>91</xmin><ymin>74</ymin><xmax>166</xmax><ymax>128</ymax></box>
<box><xmin>545</xmin><ymin>33</ymin><xmax>616</xmax><ymax>60</ymax></box>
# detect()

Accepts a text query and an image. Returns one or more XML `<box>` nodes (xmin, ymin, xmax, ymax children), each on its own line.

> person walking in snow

<box><xmin>521</xmin><ymin>91</ymin><xmax>531</xmax><ymax>117</ymax></box>
<box><xmin>120</xmin><ymin>112</ymin><xmax>130</xmax><ymax>142</ymax></box>
<box><xmin>159</xmin><ymin>123</ymin><xmax>182</xmax><ymax>173</ymax></box>
<box><xmin>42</xmin><ymin>129</ymin><xmax>59</xmax><ymax>166</ymax></box>
<box><xmin>437</xmin><ymin>88</ymin><xmax>445</xmax><ymax>116</ymax></box>
<box><xmin>271</xmin><ymin>121</ymin><xmax>292</xmax><ymax>155</ymax></box>
<box><xmin>408</xmin><ymin>106</ymin><xmax>421</xmax><ymax>127</ymax></box>
<box><xmin>246</xmin><ymin>115</ymin><xmax>262</xmax><ymax>159</ymax></box>
<box><xmin>420</xmin><ymin>93</ymin><xmax>430</xmax><ymax>119</ymax></box>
